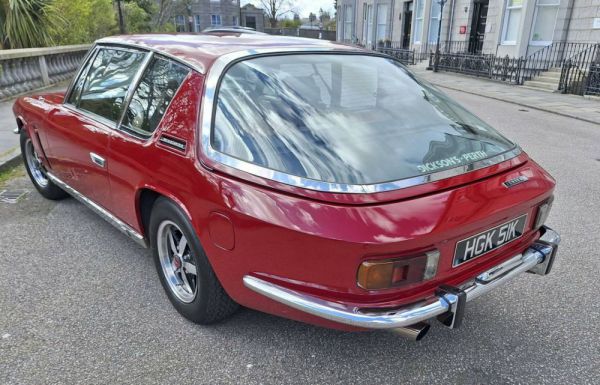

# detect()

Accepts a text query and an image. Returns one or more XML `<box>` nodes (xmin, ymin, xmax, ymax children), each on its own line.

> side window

<box><xmin>78</xmin><ymin>48</ymin><xmax>146</xmax><ymax>123</ymax></box>
<box><xmin>121</xmin><ymin>56</ymin><xmax>189</xmax><ymax>137</ymax></box>
<box><xmin>67</xmin><ymin>50</ymin><xmax>97</xmax><ymax>105</ymax></box>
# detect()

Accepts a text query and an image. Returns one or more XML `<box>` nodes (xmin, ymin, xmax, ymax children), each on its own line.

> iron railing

<box><xmin>521</xmin><ymin>42</ymin><xmax>596</xmax><ymax>82</ymax></box>
<box><xmin>558</xmin><ymin>44</ymin><xmax>600</xmax><ymax>95</ymax></box>
<box><xmin>429</xmin><ymin>52</ymin><xmax>525</xmax><ymax>84</ymax></box>
<box><xmin>585</xmin><ymin>63</ymin><xmax>600</xmax><ymax>96</ymax></box>
<box><xmin>376</xmin><ymin>46</ymin><xmax>415</xmax><ymax>65</ymax></box>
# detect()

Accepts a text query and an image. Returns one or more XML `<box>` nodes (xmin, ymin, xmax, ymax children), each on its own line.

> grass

<box><xmin>0</xmin><ymin>165</ymin><xmax>25</xmax><ymax>188</ymax></box>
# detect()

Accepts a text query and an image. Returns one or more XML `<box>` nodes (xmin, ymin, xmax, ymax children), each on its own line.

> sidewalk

<box><xmin>0</xmin><ymin>83</ymin><xmax>68</xmax><ymax>172</ymax></box>
<box><xmin>411</xmin><ymin>63</ymin><xmax>600</xmax><ymax>125</ymax></box>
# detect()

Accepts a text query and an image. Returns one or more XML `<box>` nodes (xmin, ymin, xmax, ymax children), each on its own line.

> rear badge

<box><xmin>503</xmin><ymin>175</ymin><xmax>528</xmax><ymax>188</ymax></box>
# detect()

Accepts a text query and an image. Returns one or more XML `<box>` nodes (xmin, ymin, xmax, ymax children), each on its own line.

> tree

<box><xmin>0</xmin><ymin>0</ymin><xmax>61</xmax><ymax>49</ymax></box>
<box><xmin>49</xmin><ymin>0</ymin><xmax>117</xmax><ymax>45</ymax></box>
<box><xmin>258</xmin><ymin>0</ymin><xmax>294</xmax><ymax>28</ymax></box>
<box><xmin>280</xmin><ymin>18</ymin><xmax>300</xmax><ymax>29</ymax></box>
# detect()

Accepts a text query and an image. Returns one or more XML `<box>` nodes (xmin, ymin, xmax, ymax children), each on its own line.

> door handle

<box><xmin>90</xmin><ymin>152</ymin><xmax>105</xmax><ymax>168</ymax></box>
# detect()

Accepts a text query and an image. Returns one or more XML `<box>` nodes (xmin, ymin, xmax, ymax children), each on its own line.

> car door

<box><xmin>44</xmin><ymin>46</ymin><xmax>149</xmax><ymax>208</ymax></box>
<box><xmin>106</xmin><ymin>54</ymin><xmax>192</xmax><ymax>228</ymax></box>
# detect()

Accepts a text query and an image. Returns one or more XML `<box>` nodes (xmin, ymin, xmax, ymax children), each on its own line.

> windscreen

<box><xmin>212</xmin><ymin>54</ymin><xmax>516</xmax><ymax>185</ymax></box>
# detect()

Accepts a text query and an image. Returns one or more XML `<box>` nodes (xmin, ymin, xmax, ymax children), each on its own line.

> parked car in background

<box><xmin>13</xmin><ymin>33</ymin><xmax>560</xmax><ymax>340</ymax></box>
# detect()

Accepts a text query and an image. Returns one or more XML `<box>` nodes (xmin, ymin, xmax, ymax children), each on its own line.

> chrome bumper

<box><xmin>243</xmin><ymin>226</ymin><xmax>560</xmax><ymax>330</ymax></box>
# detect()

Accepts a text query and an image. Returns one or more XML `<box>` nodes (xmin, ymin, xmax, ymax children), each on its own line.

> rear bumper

<box><xmin>243</xmin><ymin>226</ymin><xmax>560</xmax><ymax>330</ymax></box>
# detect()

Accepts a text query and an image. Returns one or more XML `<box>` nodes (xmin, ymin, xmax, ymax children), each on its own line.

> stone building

<box><xmin>240</xmin><ymin>4</ymin><xmax>266</xmax><ymax>31</ymax></box>
<box><xmin>336</xmin><ymin>0</ymin><xmax>600</xmax><ymax>57</ymax></box>
<box><xmin>171</xmin><ymin>0</ymin><xmax>242</xmax><ymax>32</ymax></box>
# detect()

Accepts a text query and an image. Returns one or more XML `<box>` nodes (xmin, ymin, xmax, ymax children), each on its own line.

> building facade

<box><xmin>171</xmin><ymin>0</ymin><xmax>242</xmax><ymax>32</ymax></box>
<box><xmin>240</xmin><ymin>4</ymin><xmax>266</xmax><ymax>31</ymax></box>
<box><xmin>337</xmin><ymin>0</ymin><xmax>600</xmax><ymax>57</ymax></box>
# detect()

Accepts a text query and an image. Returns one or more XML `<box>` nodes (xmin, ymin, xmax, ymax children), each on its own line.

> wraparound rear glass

<box><xmin>212</xmin><ymin>54</ymin><xmax>516</xmax><ymax>185</ymax></box>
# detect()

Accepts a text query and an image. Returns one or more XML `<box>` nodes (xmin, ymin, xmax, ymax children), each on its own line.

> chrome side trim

<box><xmin>243</xmin><ymin>227</ymin><xmax>560</xmax><ymax>329</ymax></box>
<box><xmin>47</xmin><ymin>172</ymin><xmax>148</xmax><ymax>248</ymax></box>
<box><xmin>199</xmin><ymin>50</ymin><xmax>522</xmax><ymax>194</ymax></box>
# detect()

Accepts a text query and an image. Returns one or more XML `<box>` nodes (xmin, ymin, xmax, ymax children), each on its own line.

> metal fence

<box><xmin>0</xmin><ymin>45</ymin><xmax>90</xmax><ymax>100</ymax></box>
<box><xmin>429</xmin><ymin>52</ymin><xmax>525</xmax><ymax>84</ymax></box>
<box><xmin>558</xmin><ymin>44</ymin><xmax>600</xmax><ymax>96</ymax></box>
<box><xmin>376</xmin><ymin>47</ymin><xmax>415</xmax><ymax>65</ymax></box>
<box><xmin>264</xmin><ymin>28</ymin><xmax>337</xmax><ymax>41</ymax></box>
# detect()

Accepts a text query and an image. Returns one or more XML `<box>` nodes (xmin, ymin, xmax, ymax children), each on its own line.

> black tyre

<box><xmin>150</xmin><ymin>197</ymin><xmax>238</xmax><ymax>324</ymax></box>
<box><xmin>20</xmin><ymin>130</ymin><xmax>68</xmax><ymax>200</ymax></box>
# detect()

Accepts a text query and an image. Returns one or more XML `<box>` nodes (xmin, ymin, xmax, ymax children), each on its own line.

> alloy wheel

<box><xmin>24</xmin><ymin>138</ymin><xmax>49</xmax><ymax>188</ymax></box>
<box><xmin>156</xmin><ymin>220</ymin><xmax>198</xmax><ymax>303</ymax></box>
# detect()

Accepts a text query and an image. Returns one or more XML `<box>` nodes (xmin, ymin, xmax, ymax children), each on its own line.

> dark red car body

<box><xmin>13</xmin><ymin>34</ymin><xmax>559</xmax><ymax>334</ymax></box>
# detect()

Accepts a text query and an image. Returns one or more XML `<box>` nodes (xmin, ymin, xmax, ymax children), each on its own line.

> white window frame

<box><xmin>376</xmin><ymin>4</ymin><xmax>388</xmax><ymax>43</ymax></box>
<box><xmin>194</xmin><ymin>15</ymin><xmax>201</xmax><ymax>32</ymax></box>
<box><xmin>428</xmin><ymin>0</ymin><xmax>441</xmax><ymax>44</ymax></box>
<box><xmin>363</xmin><ymin>4</ymin><xmax>374</xmax><ymax>46</ymax></box>
<box><xmin>501</xmin><ymin>0</ymin><xmax>523</xmax><ymax>45</ymax></box>
<box><xmin>343</xmin><ymin>5</ymin><xmax>354</xmax><ymax>41</ymax></box>
<box><xmin>175</xmin><ymin>15</ymin><xmax>186</xmax><ymax>32</ymax></box>
<box><xmin>529</xmin><ymin>0</ymin><xmax>560</xmax><ymax>46</ymax></box>
<box><xmin>414</xmin><ymin>0</ymin><xmax>424</xmax><ymax>44</ymax></box>
<box><xmin>211</xmin><ymin>14</ymin><xmax>222</xmax><ymax>26</ymax></box>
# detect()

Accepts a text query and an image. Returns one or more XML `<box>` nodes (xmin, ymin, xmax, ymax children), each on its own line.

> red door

<box><xmin>43</xmin><ymin>105</ymin><xmax>111</xmax><ymax>208</ymax></box>
<box><xmin>43</xmin><ymin>47</ymin><xmax>148</xmax><ymax>209</ymax></box>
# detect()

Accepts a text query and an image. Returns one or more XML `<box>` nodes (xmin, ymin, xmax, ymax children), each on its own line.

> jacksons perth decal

<box><xmin>417</xmin><ymin>151</ymin><xmax>488</xmax><ymax>173</ymax></box>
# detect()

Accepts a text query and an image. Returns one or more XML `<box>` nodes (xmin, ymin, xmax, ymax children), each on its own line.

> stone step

<box><xmin>535</xmin><ymin>75</ymin><xmax>561</xmax><ymax>84</ymax></box>
<box><xmin>537</xmin><ymin>72</ymin><xmax>562</xmax><ymax>80</ymax></box>
<box><xmin>522</xmin><ymin>80</ymin><xmax>559</xmax><ymax>91</ymax></box>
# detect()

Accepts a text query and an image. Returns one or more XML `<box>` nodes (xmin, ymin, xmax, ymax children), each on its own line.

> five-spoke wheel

<box><xmin>157</xmin><ymin>220</ymin><xmax>199</xmax><ymax>303</ymax></box>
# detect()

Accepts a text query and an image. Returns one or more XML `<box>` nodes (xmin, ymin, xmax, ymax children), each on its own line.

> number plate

<box><xmin>453</xmin><ymin>214</ymin><xmax>528</xmax><ymax>267</ymax></box>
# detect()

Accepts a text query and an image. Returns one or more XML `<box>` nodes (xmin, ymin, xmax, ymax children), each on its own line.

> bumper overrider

<box><xmin>244</xmin><ymin>226</ymin><xmax>560</xmax><ymax>337</ymax></box>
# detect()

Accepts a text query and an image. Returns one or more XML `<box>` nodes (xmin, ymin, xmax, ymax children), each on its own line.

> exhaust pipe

<box><xmin>390</xmin><ymin>322</ymin><xmax>430</xmax><ymax>341</ymax></box>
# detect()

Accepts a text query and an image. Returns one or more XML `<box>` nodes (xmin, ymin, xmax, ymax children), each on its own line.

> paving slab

<box><xmin>411</xmin><ymin>64</ymin><xmax>600</xmax><ymax>125</ymax></box>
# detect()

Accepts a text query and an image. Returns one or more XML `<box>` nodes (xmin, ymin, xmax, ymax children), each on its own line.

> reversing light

<box><xmin>534</xmin><ymin>197</ymin><xmax>554</xmax><ymax>230</ymax></box>
<box><xmin>357</xmin><ymin>251</ymin><xmax>440</xmax><ymax>290</ymax></box>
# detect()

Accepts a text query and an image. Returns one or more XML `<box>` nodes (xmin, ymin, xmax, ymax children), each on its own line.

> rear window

<box><xmin>212</xmin><ymin>54</ymin><xmax>516</xmax><ymax>185</ymax></box>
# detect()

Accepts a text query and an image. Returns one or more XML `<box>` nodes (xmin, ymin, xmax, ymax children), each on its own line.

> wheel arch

<box><xmin>135</xmin><ymin>186</ymin><xmax>194</xmax><ymax>239</ymax></box>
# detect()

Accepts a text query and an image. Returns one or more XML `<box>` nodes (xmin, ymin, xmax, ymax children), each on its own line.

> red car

<box><xmin>13</xmin><ymin>34</ymin><xmax>560</xmax><ymax>340</ymax></box>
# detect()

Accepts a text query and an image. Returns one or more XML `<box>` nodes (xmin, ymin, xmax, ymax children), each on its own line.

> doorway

<box><xmin>402</xmin><ymin>1</ymin><xmax>413</xmax><ymax>49</ymax></box>
<box><xmin>468</xmin><ymin>0</ymin><xmax>488</xmax><ymax>54</ymax></box>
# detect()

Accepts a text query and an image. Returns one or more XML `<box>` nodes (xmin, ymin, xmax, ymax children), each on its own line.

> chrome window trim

<box><xmin>116</xmin><ymin>51</ymin><xmax>155</xmax><ymax>132</ymax></box>
<box><xmin>63</xmin><ymin>45</ymin><xmax>99</xmax><ymax>105</ymax></box>
<box><xmin>96</xmin><ymin>39</ymin><xmax>207</xmax><ymax>74</ymax></box>
<box><xmin>117</xmin><ymin>54</ymin><xmax>192</xmax><ymax>140</ymax></box>
<box><xmin>199</xmin><ymin>49</ymin><xmax>522</xmax><ymax>194</ymax></box>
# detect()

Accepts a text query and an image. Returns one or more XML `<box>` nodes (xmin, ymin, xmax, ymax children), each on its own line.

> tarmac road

<box><xmin>1</xmin><ymin>89</ymin><xmax>599</xmax><ymax>385</ymax></box>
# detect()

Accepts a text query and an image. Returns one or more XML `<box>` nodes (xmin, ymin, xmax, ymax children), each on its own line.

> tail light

<box><xmin>357</xmin><ymin>251</ymin><xmax>440</xmax><ymax>290</ymax></box>
<box><xmin>534</xmin><ymin>196</ymin><xmax>554</xmax><ymax>230</ymax></box>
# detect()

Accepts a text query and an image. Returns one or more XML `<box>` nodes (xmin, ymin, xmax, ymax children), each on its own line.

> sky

<box><xmin>241</xmin><ymin>0</ymin><xmax>336</xmax><ymax>19</ymax></box>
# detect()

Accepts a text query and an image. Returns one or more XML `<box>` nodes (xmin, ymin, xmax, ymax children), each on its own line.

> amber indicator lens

<box><xmin>357</xmin><ymin>255</ymin><xmax>431</xmax><ymax>290</ymax></box>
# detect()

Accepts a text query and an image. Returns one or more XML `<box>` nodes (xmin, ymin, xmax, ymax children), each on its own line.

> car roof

<box><xmin>96</xmin><ymin>33</ymin><xmax>364</xmax><ymax>74</ymax></box>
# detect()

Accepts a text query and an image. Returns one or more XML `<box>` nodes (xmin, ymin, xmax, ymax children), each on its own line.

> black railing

<box><xmin>558</xmin><ymin>44</ymin><xmax>600</xmax><ymax>95</ymax></box>
<box><xmin>586</xmin><ymin>63</ymin><xmax>600</xmax><ymax>96</ymax></box>
<box><xmin>376</xmin><ymin>46</ymin><xmax>415</xmax><ymax>65</ymax></box>
<box><xmin>522</xmin><ymin>42</ymin><xmax>596</xmax><ymax>82</ymax></box>
<box><xmin>429</xmin><ymin>52</ymin><xmax>525</xmax><ymax>84</ymax></box>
